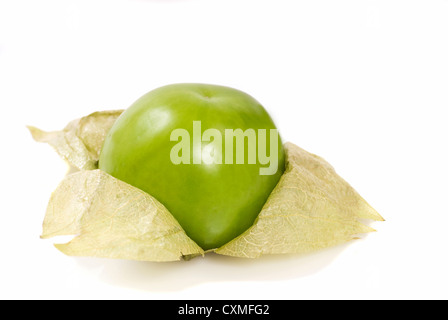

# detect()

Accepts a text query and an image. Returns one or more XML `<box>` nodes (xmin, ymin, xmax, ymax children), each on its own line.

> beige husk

<box><xmin>42</xmin><ymin>169</ymin><xmax>204</xmax><ymax>261</ymax></box>
<box><xmin>29</xmin><ymin>111</ymin><xmax>383</xmax><ymax>261</ymax></box>
<box><xmin>215</xmin><ymin>142</ymin><xmax>384</xmax><ymax>258</ymax></box>
<box><xmin>28</xmin><ymin>110</ymin><xmax>124</xmax><ymax>171</ymax></box>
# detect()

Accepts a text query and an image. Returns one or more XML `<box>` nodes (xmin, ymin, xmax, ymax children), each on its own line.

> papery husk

<box><xmin>30</xmin><ymin>111</ymin><xmax>382</xmax><ymax>261</ymax></box>
<box><xmin>216</xmin><ymin>143</ymin><xmax>383</xmax><ymax>258</ymax></box>
<box><xmin>28</xmin><ymin>110</ymin><xmax>124</xmax><ymax>170</ymax></box>
<box><xmin>42</xmin><ymin>169</ymin><xmax>204</xmax><ymax>262</ymax></box>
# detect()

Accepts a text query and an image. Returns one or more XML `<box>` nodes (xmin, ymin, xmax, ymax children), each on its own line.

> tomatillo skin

<box><xmin>99</xmin><ymin>84</ymin><xmax>285</xmax><ymax>250</ymax></box>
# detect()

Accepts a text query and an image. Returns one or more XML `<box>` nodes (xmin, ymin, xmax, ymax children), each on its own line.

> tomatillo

<box><xmin>99</xmin><ymin>84</ymin><xmax>285</xmax><ymax>250</ymax></box>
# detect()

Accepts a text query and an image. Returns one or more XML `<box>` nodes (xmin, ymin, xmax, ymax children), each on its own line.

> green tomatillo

<box><xmin>99</xmin><ymin>84</ymin><xmax>285</xmax><ymax>250</ymax></box>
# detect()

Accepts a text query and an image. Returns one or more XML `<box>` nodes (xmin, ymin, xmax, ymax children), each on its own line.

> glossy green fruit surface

<box><xmin>99</xmin><ymin>84</ymin><xmax>285</xmax><ymax>250</ymax></box>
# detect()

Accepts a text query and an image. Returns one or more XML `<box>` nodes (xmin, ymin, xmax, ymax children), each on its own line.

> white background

<box><xmin>1</xmin><ymin>0</ymin><xmax>447</xmax><ymax>300</ymax></box>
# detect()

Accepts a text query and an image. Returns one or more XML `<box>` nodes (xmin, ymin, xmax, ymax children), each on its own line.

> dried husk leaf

<box><xmin>28</xmin><ymin>110</ymin><xmax>124</xmax><ymax>170</ymax></box>
<box><xmin>42</xmin><ymin>169</ymin><xmax>204</xmax><ymax>262</ymax></box>
<box><xmin>215</xmin><ymin>142</ymin><xmax>383</xmax><ymax>258</ymax></box>
<box><xmin>31</xmin><ymin>110</ymin><xmax>382</xmax><ymax>261</ymax></box>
